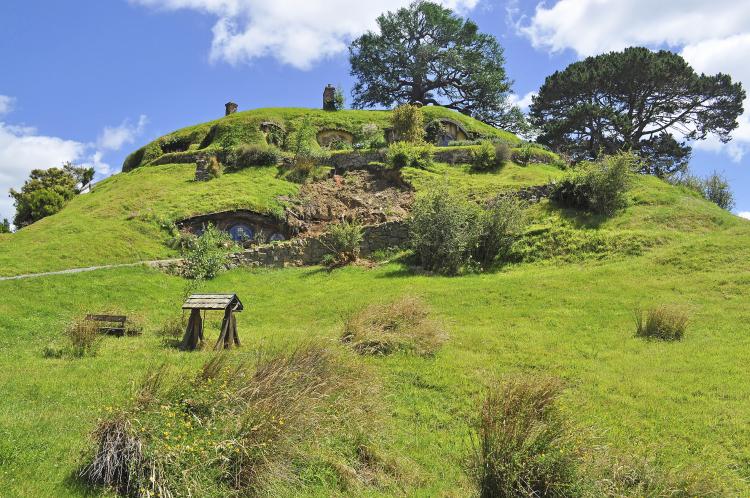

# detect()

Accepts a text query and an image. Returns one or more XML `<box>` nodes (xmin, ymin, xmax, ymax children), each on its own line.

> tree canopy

<box><xmin>349</xmin><ymin>1</ymin><xmax>512</xmax><ymax>126</ymax></box>
<box><xmin>529</xmin><ymin>47</ymin><xmax>745</xmax><ymax>176</ymax></box>
<box><xmin>10</xmin><ymin>162</ymin><xmax>94</xmax><ymax>228</ymax></box>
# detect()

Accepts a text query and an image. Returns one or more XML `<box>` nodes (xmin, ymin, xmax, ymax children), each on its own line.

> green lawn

<box><xmin>1</xmin><ymin>194</ymin><xmax>749</xmax><ymax>496</ymax></box>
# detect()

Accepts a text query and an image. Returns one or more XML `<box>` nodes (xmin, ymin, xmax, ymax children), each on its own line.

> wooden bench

<box><xmin>85</xmin><ymin>314</ymin><xmax>127</xmax><ymax>336</ymax></box>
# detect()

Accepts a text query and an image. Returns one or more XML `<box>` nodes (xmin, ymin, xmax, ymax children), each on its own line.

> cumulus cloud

<box><xmin>0</xmin><ymin>111</ymin><xmax>146</xmax><ymax>222</ymax></box>
<box><xmin>98</xmin><ymin>114</ymin><xmax>148</xmax><ymax>151</ymax></box>
<box><xmin>508</xmin><ymin>91</ymin><xmax>535</xmax><ymax>112</ymax></box>
<box><xmin>738</xmin><ymin>212</ymin><xmax>750</xmax><ymax>220</ymax></box>
<box><xmin>0</xmin><ymin>122</ymin><xmax>87</xmax><ymax>221</ymax></box>
<box><xmin>131</xmin><ymin>0</ymin><xmax>479</xmax><ymax>69</ymax></box>
<box><xmin>0</xmin><ymin>95</ymin><xmax>14</xmax><ymax>116</ymax></box>
<box><xmin>518</xmin><ymin>0</ymin><xmax>750</xmax><ymax>162</ymax></box>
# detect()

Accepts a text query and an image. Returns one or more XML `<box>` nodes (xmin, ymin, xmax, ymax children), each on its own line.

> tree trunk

<box><xmin>180</xmin><ymin>309</ymin><xmax>203</xmax><ymax>351</ymax></box>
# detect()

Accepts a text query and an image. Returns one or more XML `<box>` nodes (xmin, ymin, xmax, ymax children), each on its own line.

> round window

<box><xmin>269</xmin><ymin>233</ymin><xmax>285</xmax><ymax>242</ymax></box>
<box><xmin>229</xmin><ymin>224</ymin><xmax>254</xmax><ymax>242</ymax></box>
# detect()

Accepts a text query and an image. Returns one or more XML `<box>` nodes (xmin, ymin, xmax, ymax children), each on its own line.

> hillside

<box><xmin>1</xmin><ymin>107</ymin><xmax>749</xmax><ymax>497</ymax></box>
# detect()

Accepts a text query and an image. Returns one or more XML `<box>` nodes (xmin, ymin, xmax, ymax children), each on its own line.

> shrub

<box><xmin>386</xmin><ymin>141</ymin><xmax>434</xmax><ymax>170</ymax></box>
<box><xmin>390</xmin><ymin>104</ymin><xmax>425</xmax><ymax>143</ymax></box>
<box><xmin>82</xmin><ymin>345</ymin><xmax>381</xmax><ymax>497</ymax></box>
<box><xmin>552</xmin><ymin>153</ymin><xmax>635</xmax><ymax>216</ymax></box>
<box><xmin>182</xmin><ymin>224</ymin><xmax>233</xmax><ymax>280</ymax></box>
<box><xmin>228</xmin><ymin>144</ymin><xmax>282</xmax><ymax>170</ymax></box>
<box><xmin>471</xmin><ymin>376</ymin><xmax>581</xmax><ymax>498</ymax></box>
<box><xmin>167</xmin><ymin>229</ymin><xmax>198</xmax><ymax>252</ymax></box>
<box><xmin>322</xmin><ymin>221</ymin><xmax>363</xmax><ymax>267</ymax></box>
<box><xmin>635</xmin><ymin>305</ymin><xmax>688</xmax><ymax>341</ymax></box>
<box><xmin>408</xmin><ymin>184</ymin><xmax>480</xmax><ymax>275</ymax></box>
<box><xmin>470</xmin><ymin>141</ymin><xmax>511</xmax><ymax>171</ymax></box>
<box><xmin>341</xmin><ymin>296</ymin><xmax>446</xmax><ymax>356</ymax></box>
<box><xmin>512</xmin><ymin>143</ymin><xmax>558</xmax><ymax>166</ymax></box>
<box><xmin>205</xmin><ymin>156</ymin><xmax>222</xmax><ymax>179</ymax></box>
<box><xmin>671</xmin><ymin>170</ymin><xmax>735</xmax><ymax>211</ymax></box>
<box><xmin>65</xmin><ymin>317</ymin><xmax>100</xmax><ymax>357</ymax></box>
<box><xmin>473</xmin><ymin>195</ymin><xmax>527</xmax><ymax>268</ymax></box>
<box><xmin>284</xmin><ymin>150</ymin><xmax>331</xmax><ymax>183</ymax></box>
<box><xmin>356</xmin><ymin>123</ymin><xmax>386</xmax><ymax>149</ymax></box>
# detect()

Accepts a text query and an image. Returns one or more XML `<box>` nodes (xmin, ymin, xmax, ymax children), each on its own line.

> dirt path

<box><xmin>0</xmin><ymin>259</ymin><xmax>180</xmax><ymax>282</ymax></box>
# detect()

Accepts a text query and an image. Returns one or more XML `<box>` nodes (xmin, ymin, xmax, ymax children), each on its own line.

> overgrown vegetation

<box><xmin>227</xmin><ymin>144</ymin><xmax>282</xmax><ymax>170</ymax></box>
<box><xmin>670</xmin><ymin>170</ymin><xmax>735</xmax><ymax>211</ymax></box>
<box><xmin>472</xmin><ymin>376</ymin><xmax>581</xmax><ymax>497</ymax></box>
<box><xmin>341</xmin><ymin>296</ymin><xmax>446</xmax><ymax>356</ymax></box>
<box><xmin>81</xmin><ymin>345</ymin><xmax>382</xmax><ymax>497</ymax></box>
<box><xmin>385</xmin><ymin>141</ymin><xmax>434</xmax><ymax>169</ymax></box>
<box><xmin>63</xmin><ymin>316</ymin><xmax>100</xmax><ymax>358</ymax></box>
<box><xmin>469</xmin><ymin>141</ymin><xmax>511</xmax><ymax>171</ymax></box>
<box><xmin>552</xmin><ymin>153</ymin><xmax>635</xmax><ymax>216</ymax></box>
<box><xmin>409</xmin><ymin>185</ymin><xmax>527</xmax><ymax>274</ymax></box>
<box><xmin>635</xmin><ymin>305</ymin><xmax>689</xmax><ymax>341</ymax></box>
<box><xmin>321</xmin><ymin>221</ymin><xmax>364</xmax><ymax>267</ymax></box>
<box><xmin>389</xmin><ymin>104</ymin><xmax>426</xmax><ymax>143</ymax></box>
<box><xmin>181</xmin><ymin>224</ymin><xmax>233</xmax><ymax>280</ymax></box>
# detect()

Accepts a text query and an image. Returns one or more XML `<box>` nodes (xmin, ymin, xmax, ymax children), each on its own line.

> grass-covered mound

<box><xmin>122</xmin><ymin>107</ymin><xmax>521</xmax><ymax>171</ymax></box>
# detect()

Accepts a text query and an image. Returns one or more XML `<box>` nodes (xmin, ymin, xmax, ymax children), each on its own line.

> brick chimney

<box><xmin>323</xmin><ymin>84</ymin><xmax>336</xmax><ymax>111</ymax></box>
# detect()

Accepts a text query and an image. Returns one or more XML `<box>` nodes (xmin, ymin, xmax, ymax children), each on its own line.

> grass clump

<box><xmin>552</xmin><ymin>152</ymin><xmax>635</xmax><ymax>216</ymax></box>
<box><xmin>227</xmin><ymin>144</ymin><xmax>282</xmax><ymax>170</ymax></box>
<box><xmin>635</xmin><ymin>305</ymin><xmax>688</xmax><ymax>341</ymax></box>
<box><xmin>64</xmin><ymin>317</ymin><xmax>101</xmax><ymax>358</ymax></box>
<box><xmin>470</xmin><ymin>141</ymin><xmax>511</xmax><ymax>171</ymax></box>
<box><xmin>81</xmin><ymin>344</ymin><xmax>382</xmax><ymax>497</ymax></box>
<box><xmin>322</xmin><ymin>221</ymin><xmax>363</xmax><ymax>267</ymax></box>
<box><xmin>471</xmin><ymin>376</ymin><xmax>582</xmax><ymax>498</ymax></box>
<box><xmin>341</xmin><ymin>296</ymin><xmax>446</xmax><ymax>356</ymax></box>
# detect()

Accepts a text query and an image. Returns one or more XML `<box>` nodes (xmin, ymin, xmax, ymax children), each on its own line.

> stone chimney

<box><xmin>225</xmin><ymin>102</ymin><xmax>238</xmax><ymax>116</ymax></box>
<box><xmin>323</xmin><ymin>84</ymin><xmax>336</xmax><ymax>111</ymax></box>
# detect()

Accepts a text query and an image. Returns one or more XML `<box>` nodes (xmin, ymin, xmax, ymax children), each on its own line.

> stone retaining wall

<box><xmin>228</xmin><ymin>220</ymin><xmax>409</xmax><ymax>268</ymax></box>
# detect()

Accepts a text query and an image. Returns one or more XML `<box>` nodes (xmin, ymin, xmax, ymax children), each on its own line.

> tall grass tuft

<box><xmin>65</xmin><ymin>317</ymin><xmax>100</xmax><ymax>357</ymax></box>
<box><xmin>471</xmin><ymin>376</ymin><xmax>582</xmax><ymax>498</ymax></box>
<box><xmin>81</xmin><ymin>344</ymin><xmax>384</xmax><ymax>497</ymax></box>
<box><xmin>635</xmin><ymin>305</ymin><xmax>688</xmax><ymax>341</ymax></box>
<box><xmin>341</xmin><ymin>296</ymin><xmax>447</xmax><ymax>356</ymax></box>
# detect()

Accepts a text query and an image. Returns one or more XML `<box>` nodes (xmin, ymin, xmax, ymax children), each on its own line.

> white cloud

<box><xmin>0</xmin><ymin>123</ymin><xmax>87</xmax><ymax>221</ymax></box>
<box><xmin>738</xmin><ymin>211</ymin><xmax>750</xmax><ymax>220</ymax></box>
<box><xmin>518</xmin><ymin>1</ymin><xmax>750</xmax><ymax>162</ymax></box>
<box><xmin>98</xmin><ymin>114</ymin><xmax>148</xmax><ymax>151</ymax></box>
<box><xmin>131</xmin><ymin>0</ymin><xmax>479</xmax><ymax>69</ymax></box>
<box><xmin>508</xmin><ymin>91</ymin><xmax>535</xmax><ymax>112</ymax></box>
<box><xmin>0</xmin><ymin>112</ymin><xmax>145</xmax><ymax>222</ymax></box>
<box><xmin>0</xmin><ymin>95</ymin><xmax>14</xmax><ymax>116</ymax></box>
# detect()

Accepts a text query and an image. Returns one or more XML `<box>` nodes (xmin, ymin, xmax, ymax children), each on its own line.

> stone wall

<box><xmin>228</xmin><ymin>220</ymin><xmax>409</xmax><ymax>268</ymax></box>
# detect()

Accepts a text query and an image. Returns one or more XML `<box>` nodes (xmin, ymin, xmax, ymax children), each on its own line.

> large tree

<box><xmin>349</xmin><ymin>1</ymin><xmax>512</xmax><ymax>125</ymax></box>
<box><xmin>529</xmin><ymin>47</ymin><xmax>745</xmax><ymax>176</ymax></box>
<box><xmin>10</xmin><ymin>162</ymin><xmax>93</xmax><ymax>228</ymax></box>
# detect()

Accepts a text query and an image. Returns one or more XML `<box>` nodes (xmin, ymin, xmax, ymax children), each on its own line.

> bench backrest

<box><xmin>86</xmin><ymin>314</ymin><xmax>127</xmax><ymax>324</ymax></box>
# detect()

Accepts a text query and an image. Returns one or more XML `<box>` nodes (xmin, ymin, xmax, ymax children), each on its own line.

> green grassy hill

<box><xmin>1</xmin><ymin>108</ymin><xmax>749</xmax><ymax>497</ymax></box>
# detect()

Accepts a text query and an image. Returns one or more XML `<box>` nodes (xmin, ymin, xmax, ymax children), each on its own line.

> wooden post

<box><xmin>181</xmin><ymin>309</ymin><xmax>204</xmax><ymax>351</ymax></box>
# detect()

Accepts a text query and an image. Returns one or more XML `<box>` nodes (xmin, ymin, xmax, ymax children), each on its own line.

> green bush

<box><xmin>635</xmin><ymin>305</ymin><xmax>688</xmax><ymax>341</ymax></box>
<box><xmin>390</xmin><ymin>104</ymin><xmax>426</xmax><ymax>143</ymax></box>
<box><xmin>205</xmin><ymin>156</ymin><xmax>222</xmax><ymax>180</ymax></box>
<box><xmin>470</xmin><ymin>141</ymin><xmax>511</xmax><ymax>171</ymax></box>
<box><xmin>512</xmin><ymin>143</ymin><xmax>559</xmax><ymax>166</ymax></box>
<box><xmin>671</xmin><ymin>170</ymin><xmax>735</xmax><ymax>211</ymax></box>
<box><xmin>386</xmin><ymin>141</ymin><xmax>434</xmax><ymax>169</ymax></box>
<box><xmin>552</xmin><ymin>153</ymin><xmax>635</xmax><ymax>216</ymax></box>
<box><xmin>322</xmin><ymin>221</ymin><xmax>363</xmax><ymax>267</ymax></box>
<box><xmin>408</xmin><ymin>185</ymin><xmax>480</xmax><ymax>275</ymax></box>
<box><xmin>472</xmin><ymin>376</ymin><xmax>581</xmax><ymax>498</ymax></box>
<box><xmin>227</xmin><ymin>144</ymin><xmax>282</xmax><ymax>170</ymax></box>
<box><xmin>182</xmin><ymin>224</ymin><xmax>233</xmax><ymax>280</ymax></box>
<box><xmin>355</xmin><ymin>123</ymin><xmax>386</xmax><ymax>149</ymax></box>
<box><xmin>473</xmin><ymin>195</ymin><xmax>527</xmax><ymax>268</ymax></box>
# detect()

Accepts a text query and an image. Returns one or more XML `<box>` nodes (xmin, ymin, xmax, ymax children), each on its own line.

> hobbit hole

<box><xmin>426</xmin><ymin>118</ymin><xmax>470</xmax><ymax>146</ymax></box>
<box><xmin>317</xmin><ymin>129</ymin><xmax>354</xmax><ymax>147</ymax></box>
<box><xmin>177</xmin><ymin>210</ymin><xmax>289</xmax><ymax>246</ymax></box>
<box><xmin>260</xmin><ymin>121</ymin><xmax>286</xmax><ymax>147</ymax></box>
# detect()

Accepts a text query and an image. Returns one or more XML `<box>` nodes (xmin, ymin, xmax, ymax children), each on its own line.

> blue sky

<box><xmin>1</xmin><ymin>0</ymin><xmax>748</xmax><ymax>221</ymax></box>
